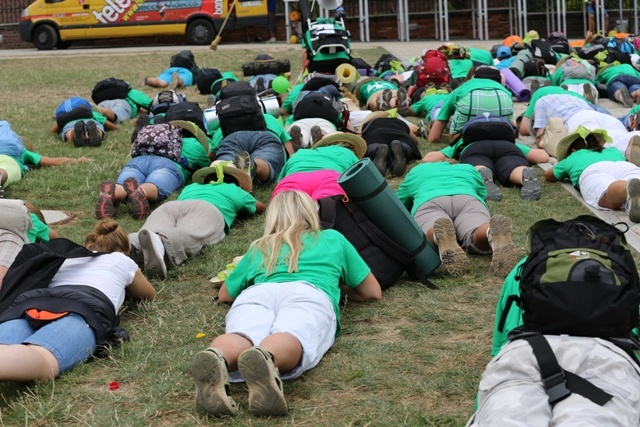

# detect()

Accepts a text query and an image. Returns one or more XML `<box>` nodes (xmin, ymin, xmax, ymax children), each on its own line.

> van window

<box><xmin>45</xmin><ymin>0</ymin><xmax>66</xmax><ymax>3</ymax></box>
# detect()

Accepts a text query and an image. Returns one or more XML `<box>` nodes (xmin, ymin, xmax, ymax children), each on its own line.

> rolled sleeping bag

<box><xmin>501</xmin><ymin>68</ymin><xmax>531</xmax><ymax>102</ymax></box>
<box><xmin>336</xmin><ymin>63</ymin><xmax>359</xmax><ymax>92</ymax></box>
<box><xmin>338</xmin><ymin>159</ymin><xmax>441</xmax><ymax>280</ymax></box>
<box><xmin>508</xmin><ymin>49</ymin><xmax>533</xmax><ymax>79</ymax></box>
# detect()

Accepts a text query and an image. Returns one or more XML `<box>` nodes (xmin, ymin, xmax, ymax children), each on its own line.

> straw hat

<box><xmin>192</xmin><ymin>161</ymin><xmax>252</xmax><ymax>193</ymax></box>
<box><xmin>312</xmin><ymin>132</ymin><xmax>367</xmax><ymax>159</ymax></box>
<box><xmin>555</xmin><ymin>126</ymin><xmax>611</xmax><ymax>161</ymax></box>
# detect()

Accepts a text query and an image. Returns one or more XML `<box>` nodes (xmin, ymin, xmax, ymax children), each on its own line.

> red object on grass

<box><xmin>109</xmin><ymin>381</ymin><xmax>119</xmax><ymax>390</ymax></box>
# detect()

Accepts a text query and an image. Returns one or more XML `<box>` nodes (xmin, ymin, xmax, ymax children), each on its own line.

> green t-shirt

<box><xmin>397</xmin><ymin>162</ymin><xmax>487</xmax><ymax>214</ymax></box>
<box><xmin>225</xmin><ymin>229</ymin><xmax>371</xmax><ymax>332</ymax></box>
<box><xmin>553</xmin><ymin>147</ymin><xmax>625</xmax><ymax>187</ymax></box>
<box><xmin>17</xmin><ymin>149</ymin><xmax>43</xmax><ymax>174</ymax></box>
<box><xmin>469</xmin><ymin>48</ymin><xmax>494</xmax><ymax>66</ymax></box>
<box><xmin>448</xmin><ymin>59</ymin><xmax>475</xmax><ymax>79</ymax></box>
<box><xmin>282</xmin><ymin>84</ymin><xmax>304</xmax><ymax>114</ymax></box>
<box><xmin>439</xmin><ymin>141</ymin><xmax>530</xmax><ymax>160</ymax></box>
<box><xmin>208</xmin><ymin>114</ymin><xmax>289</xmax><ymax>154</ymax></box>
<box><xmin>125</xmin><ymin>89</ymin><xmax>153</xmax><ymax>118</ymax></box>
<box><xmin>278</xmin><ymin>145</ymin><xmax>358</xmax><ymax>181</ymax></box>
<box><xmin>175</xmin><ymin>137</ymin><xmax>211</xmax><ymax>182</ymax></box>
<box><xmin>411</xmin><ymin>93</ymin><xmax>449</xmax><ymax>116</ymax></box>
<box><xmin>491</xmin><ymin>258</ymin><xmax>526</xmax><ymax>356</ymax></box>
<box><xmin>596</xmin><ymin>63</ymin><xmax>640</xmax><ymax>84</ymax></box>
<box><xmin>523</xmin><ymin>86</ymin><xmax>588</xmax><ymax>118</ymax></box>
<box><xmin>27</xmin><ymin>212</ymin><xmax>50</xmax><ymax>243</ymax></box>
<box><xmin>177</xmin><ymin>182</ymin><xmax>256</xmax><ymax>233</ymax></box>
<box><xmin>357</xmin><ymin>80</ymin><xmax>397</xmax><ymax>105</ymax></box>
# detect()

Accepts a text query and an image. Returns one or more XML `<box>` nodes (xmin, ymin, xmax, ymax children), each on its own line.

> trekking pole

<box><xmin>210</xmin><ymin>0</ymin><xmax>238</xmax><ymax>51</ymax></box>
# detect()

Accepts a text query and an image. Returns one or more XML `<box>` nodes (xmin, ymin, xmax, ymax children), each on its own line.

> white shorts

<box><xmin>565</xmin><ymin>110</ymin><xmax>630</xmax><ymax>154</ymax></box>
<box><xmin>288</xmin><ymin>118</ymin><xmax>337</xmax><ymax>148</ymax></box>
<box><xmin>226</xmin><ymin>281</ymin><xmax>337</xmax><ymax>381</ymax></box>
<box><xmin>579</xmin><ymin>161</ymin><xmax>640</xmax><ymax>209</ymax></box>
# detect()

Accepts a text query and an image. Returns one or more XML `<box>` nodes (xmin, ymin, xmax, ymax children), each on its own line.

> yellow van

<box><xmin>18</xmin><ymin>0</ymin><xmax>268</xmax><ymax>50</ymax></box>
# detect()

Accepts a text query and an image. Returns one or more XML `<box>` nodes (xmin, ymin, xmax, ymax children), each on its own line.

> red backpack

<box><xmin>415</xmin><ymin>50</ymin><xmax>451</xmax><ymax>87</ymax></box>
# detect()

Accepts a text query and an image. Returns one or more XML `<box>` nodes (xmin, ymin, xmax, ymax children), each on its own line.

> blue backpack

<box><xmin>0</xmin><ymin>121</ymin><xmax>25</xmax><ymax>159</ymax></box>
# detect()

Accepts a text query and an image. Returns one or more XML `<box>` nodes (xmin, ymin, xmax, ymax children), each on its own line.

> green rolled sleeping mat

<box><xmin>338</xmin><ymin>158</ymin><xmax>441</xmax><ymax>283</ymax></box>
<box><xmin>509</xmin><ymin>49</ymin><xmax>533</xmax><ymax>80</ymax></box>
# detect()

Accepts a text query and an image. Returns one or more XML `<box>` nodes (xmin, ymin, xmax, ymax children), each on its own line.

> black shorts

<box><xmin>459</xmin><ymin>140</ymin><xmax>528</xmax><ymax>185</ymax></box>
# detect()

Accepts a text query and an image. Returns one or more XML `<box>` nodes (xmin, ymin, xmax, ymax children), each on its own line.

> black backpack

<box><xmin>55</xmin><ymin>106</ymin><xmax>94</xmax><ymax>129</ymax></box>
<box><xmin>91</xmin><ymin>77</ymin><xmax>131</xmax><ymax>104</ymax></box>
<box><xmin>195</xmin><ymin>68</ymin><xmax>222</xmax><ymax>95</ymax></box>
<box><xmin>318</xmin><ymin>195</ymin><xmax>413</xmax><ymax>290</ymax></box>
<box><xmin>530</xmin><ymin>38</ymin><xmax>558</xmax><ymax>65</ymax></box>
<box><xmin>219</xmin><ymin>81</ymin><xmax>257</xmax><ymax>100</ymax></box>
<box><xmin>456</xmin><ymin>113</ymin><xmax>516</xmax><ymax>157</ymax></box>
<box><xmin>293</xmin><ymin>92</ymin><xmax>343</xmax><ymax>124</ymax></box>
<box><xmin>374</xmin><ymin>53</ymin><xmax>400</xmax><ymax>75</ymax></box>
<box><xmin>548</xmin><ymin>32</ymin><xmax>571</xmax><ymax>55</ymax></box>
<box><xmin>150</xmin><ymin>90</ymin><xmax>185</xmax><ymax>116</ymax></box>
<box><xmin>217</xmin><ymin>95</ymin><xmax>267</xmax><ymax>137</ymax></box>
<box><xmin>170</xmin><ymin>50</ymin><xmax>198</xmax><ymax>73</ymax></box>
<box><xmin>164</xmin><ymin>101</ymin><xmax>206</xmax><ymax>133</ymax></box>
<box><xmin>523</xmin><ymin>58</ymin><xmax>550</xmax><ymax>78</ymax></box>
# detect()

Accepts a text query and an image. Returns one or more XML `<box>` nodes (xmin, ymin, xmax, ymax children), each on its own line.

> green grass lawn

<box><xmin>0</xmin><ymin>46</ymin><xmax>598</xmax><ymax>426</ymax></box>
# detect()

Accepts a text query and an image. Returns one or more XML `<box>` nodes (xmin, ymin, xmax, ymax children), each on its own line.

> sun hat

<box><xmin>497</xmin><ymin>46</ymin><xmax>512</xmax><ymax>60</ymax></box>
<box><xmin>169</xmin><ymin>120</ymin><xmax>210</xmax><ymax>153</ymax></box>
<box><xmin>192</xmin><ymin>161</ymin><xmax>252</xmax><ymax>192</ymax></box>
<box><xmin>311</xmin><ymin>131</ymin><xmax>367</xmax><ymax>159</ymax></box>
<box><xmin>555</xmin><ymin>126</ymin><xmax>611</xmax><ymax>161</ymax></box>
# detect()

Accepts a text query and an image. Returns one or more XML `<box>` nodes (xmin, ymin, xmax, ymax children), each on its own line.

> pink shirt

<box><xmin>272</xmin><ymin>170</ymin><xmax>345</xmax><ymax>201</ymax></box>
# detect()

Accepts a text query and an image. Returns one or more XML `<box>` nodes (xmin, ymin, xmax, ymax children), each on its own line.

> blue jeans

<box><xmin>215</xmin><ymin>130</ymin><xmax>286</xmax><ymax>184</ymax></box>
<box><xmin>117</xmin><ymin>155</ymin><xmax>183</xmax><ymax>200</ymax></box>
<box><xmin>607</xmin><ymin>74</ymin><xmax>640</xmax><ymax>101</ymax></box>
<box><xmin>0</xmin><ymin>313</ymin><xmax>97</xmax><ymax>374</ymax></box>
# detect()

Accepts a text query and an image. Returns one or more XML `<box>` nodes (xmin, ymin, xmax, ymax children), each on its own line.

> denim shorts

<box><xmin>0</xmin><ymin>313</ymin><xmax>97</xmax><ymax>374</ymax></box>
<box><xmin>60</xmin><ymin>119</ymin><xmax>106</xmax><ymax>142</ymax></box>
<box><xmin>215</xmin><ymin>130</ymin><xmax>286</xmax><ymax>184</ymax></box>
<box><xmin>158</xmin><ymin>67</ymin><xmax>193</xmax><ymax>87</ymax></box>
<box><xmin>98</xmin><ymin>99</ymin><xmax>132</xmax><ymax>124</ymax></box>
<box><xmin>117</xmin><ymin>155</ymin><xmax>184</xmax><ymax>200</ymax></box>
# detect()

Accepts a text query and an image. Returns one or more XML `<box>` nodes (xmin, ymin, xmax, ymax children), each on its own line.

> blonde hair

<box><xmin>84</xmin><ymin>219</ymin><xmax>130</xmax><ymax>254</ymax></box>
<box><xmin>252</xmin><ymin>191</ymin><xmax>320</xmax><ymax>274</ymax></box>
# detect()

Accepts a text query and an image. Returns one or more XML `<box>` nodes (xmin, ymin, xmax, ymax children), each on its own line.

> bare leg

<box><xmin>472</xmin><ymin>223</ymin><xmax>491</xmax><ymax>252</ymax></box>
<box><xmin>259</xmin><ymin>332</ymin><xmax>303</xmax><ymax>374</ymax></box>
<box><xmin>254</xmin><ymin>159</ymin><xmax>271</xmax><ymax>184</ymax></box>
<box><xmin>139</xmin><ymin>183</ymin><xmax>159</xmax><ymax>204</ymax></box>
<box><xmin>509</xmin><ymin>166</ymin><xmax>528</xmax><ymax>185</ymax></box>
<box><xmin>144</xmin><ymin>77</ymin><xmax>169</xmax><ymax>88</ymax></box>
<box><xmin>598</xmin><ymin>180</ymin><xmax>627</xmax><ymax>210</ymax></box>
<box><xmin>0</xmin><ymin>266</ymin><xmax>7</xmax><ymax>289</ymax></box>
<box><xmin>0</xmin><ymin>344</ymin><xmax>59</xmax><ymax>381</ymax></box>
<box><xmin>209</xmin><ymin>333</ymin><xmax>253</xmax><ymax>371</ymax></box>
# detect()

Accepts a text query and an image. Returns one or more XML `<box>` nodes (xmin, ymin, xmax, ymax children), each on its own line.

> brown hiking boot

<box><xmin>433</xmin><ymin>217</ymin><xmax>469</xmax><ymax>276</ymax></box>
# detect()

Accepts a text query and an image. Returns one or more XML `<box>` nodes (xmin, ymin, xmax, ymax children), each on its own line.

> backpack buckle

<box><xmin>543</xmin><ymin>371</ymin><xmax>572</xmax><ymax>405</ymax></box>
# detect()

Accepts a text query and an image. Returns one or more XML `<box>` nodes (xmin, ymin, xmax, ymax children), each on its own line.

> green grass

<box><xmin>0</xmin><ymin>46</ymin><xmax>599</xmax><ymax>426</ymax></box>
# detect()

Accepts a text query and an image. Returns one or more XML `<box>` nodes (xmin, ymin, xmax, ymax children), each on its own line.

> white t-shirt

<box><xmin>49</xmin><ymin>252</ymin><xmax>138</xmax><ymax>311</ymax></box>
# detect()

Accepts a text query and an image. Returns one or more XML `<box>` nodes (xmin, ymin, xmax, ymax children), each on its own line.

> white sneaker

<box><xmin>626</xmin><ymin>178</ymin><xmax>640</xmax><ymax>223</ymax></box>
<box><xmin>138</xmin><ymin>229</ymin><xmax>167</xmax><ymax>280</ymax></box>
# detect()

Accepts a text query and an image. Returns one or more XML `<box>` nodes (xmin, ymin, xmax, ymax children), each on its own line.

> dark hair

<box><xmin>23</xmin><ymin>201</ymin><xmax>46</xmax><ymax>224</ymax></box>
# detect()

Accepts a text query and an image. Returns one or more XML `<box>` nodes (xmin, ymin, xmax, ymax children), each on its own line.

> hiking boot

<box><xmin>417</xmin><ymin>120</ymin><xmax>430</xmax><ymax>139</ymax></box>
<box><xmin>389</xmin><ymin>140</ymin><xmax>407</xmax><ymax>177</ymax></box>
<box><xmin>372</xmin><ymin>144</ymin><xmax>389</xmax><ymax>176</ymax></box>
<box><xmin>521</xmin><ymin>167</ymin><xmax>541</xmax><ymax>200</ymax></box>
<box><xmin>433</xmin><ymin>217</ymin><xmax>469</xmax><ymax>276</ymax></box>
<box><xmin>192</xmin><ymin>349</ymin><xmax>238</xmax><ymax>416</ymax></box>
<box><xmin>72</xmin><ymin>121</ymin><xmax>86</xmax><ymax>147</ymax></box>
<box><xmin>488</xmin><ymin>214</ymin><xmax>518</xmax><ymax>277</ymax></box>
<box><xmin>168</xmin><ymin>72</ymin><xmax>180</xmax><ymax>90</ymax></box>
<box><xmin>123</xmin><ymin>177</ymin><xmax>150</xmax><ymax>220</ymax></box>
<box><xmin>479</xmin><ymin>167</ymin><xmax>502</xmax><ymax>201</ymax></box>
<box><xmin>234</xmin><ymin>150</ymin><xmax>257</xmax><ymax>183</ymax></box>
<box><xmin>85</xmin><ymin>121</ymin><xmax>102</xmax><ymax>147</ymax></box>
<box><xmin>617</xmin><ymin>87</ymin><xmax>634</xmax><ymax>108</ymax></box>
<box><xmin>255</xmin><ymin>77</ymin><xmax>266</xmax><ymax>94</ymax></box>
<box><xmin>95</xmin><ymin>180</ymin><xmax>116</xmax><ymax>219</ymax></box>
<box><xmin>626</xmin><ymin>178</ymin><xmax>640</xmax><ymax>223</ymax></box>
<box><xmin>237</xmin><ymin>347</ymin><xmax>288</xmax><ymax>417</ymax></box>
<box><xmin>138</xmin><ymin>229</ymin><xmax>167</xmax><ymax>280</ymax></box>
<box><xmin>583</xmin><ymin>83</ymin><xmax>596</xmax><ymax>104</ymax></box>
<box><xmin>310</xmin><ymin>125</ymin><xmax>325</xmax><ymax>145</ymax></box>
<box><xmin>289</xmin><ymin>125</ymin><xmax>302</xmax><ymax>151</ymax></box>
<box><xmin>379</xmin><ymin>89</ymin><xmax>392</xmax><ymax>111</ymax></box>
<box><xmin>627</xmin><ymin>135</ymin><xmax>640</xmax><ymax>167</ymax></box>
<box><xmin>396</xmin><ymin>86</ymin><xmax>410</xmax><ymax>116</ymax></box>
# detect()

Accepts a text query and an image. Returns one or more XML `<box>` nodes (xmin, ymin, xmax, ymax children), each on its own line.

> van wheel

<box><xmin>187</xmin><ymin>19</ymin><xmax>215</xmax><ymax>45</ymax></box>
<box><xmin>33</xmin><ymin>25</ymin><xmax>58</xmax><ymax>50</ymax></box>
<box><xmin>56</xmin><ymin>40</ymin><xmax>73</xmax><ymax>49</ymax></box>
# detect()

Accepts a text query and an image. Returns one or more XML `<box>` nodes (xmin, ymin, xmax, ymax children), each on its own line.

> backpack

<box><xmin>0</xmin><ymin>121</ymin><xmax>25</xmax><ymax>159</ymax></box>
<box><xmin>218</xmin><ymin>81</ymin><xmax>257</xmax><ymax>100</ymax></box>
<box><xmin>522</xmin><ymin>58</ymin><xmax>549</xmax><ymax>78</ymax></box>
<box><xmin>577</xmin><ymin>44</ymin><xmax>607</xmax><ymax>61</ymax></box>
<box><xmin>54</xmin><ymin>97</ymin><xmax>94</xmax><ymax>129</ymax></box>
<box><xmin>318</xmin><ymin>195</ymin><xmax>413</xmax><ymax>290</ymax></box>
<box><xmin>150</xmin><ymin>90</ymin><xmax>185</xmax><ymax>116</ymax></box>
<box><xmin>414</xmin><ymin>50</ymin><xmax>451</xmax><ymax>87</ymax></box>
<box><xmin>530</xmin><ymin>38</ymin><xmax>558</xmax><ymax>64</ymax></box>
<box><xmin>91</xmin><ymin>77</ymin><xmax>131</xmax><ymax>104</ymax></box>
<box><xmin>607</xmin><ymin>37</ymin><xmax>635</xmax><ymax>55</ymax></box>
<box><xmin>548</xmin><ymin>31</ymin><xmax>571</xmax><ymax>55</ymax></box>
<box><xmin>195</xmin><ymin>68</ymin><xmax>222</xmax><ymax>95</ymax></box>
<box><xmin>303</xmin><ymin>19</ymin><xmax>352</xmax><ymax>73</ymax></box>
<box><xmin>170</xmin><ymin>50</ymin><xmax>198</xmax><ymax>73</ymax></box>
<box><xmin>560</xmin><ymin>58</ymin><xmax>595</xmax><ymax>81</ymax></box>
<box><xmin>131</xmin><ymin>123</ymin><xmax>182</xmax><ymax>163</ymax></box>
<box><xmin>164</xmin><ymin>101</ymin><xmax>205</xmax><ymax>133</ymax></box>
<box><xmin>293</xmin><ymin>91</ymin><xmax>343</xmax><ymax>124</ymax></box>
<box><xmin>217</xmin><ymin>95</ymin><xmax>267</xmax><ymax>137</ymax></box>
<box><xmin>241</xmin><ymin>58</ymin><xmax>291</xmax><ymax>77</ymax></box>
<box><xmin>374</xmin><ymin>53</ymin><xmax>400</xmax><ymax>75</ymax></box>
<box><xmin>459</xmin><ymin>113</ymin><xmax>516</xmax><ymax>150</ymax></box>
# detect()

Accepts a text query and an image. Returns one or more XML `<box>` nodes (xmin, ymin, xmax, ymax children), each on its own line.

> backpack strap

<box><xmin>318</xmin><ymin>196</ymin><xmax>338</xmax><ymax>230</ymax></box>
<box><xmin>514</xmin><ymin>332</ymin><xmax>613</xmax><ymax>406</ymax></box>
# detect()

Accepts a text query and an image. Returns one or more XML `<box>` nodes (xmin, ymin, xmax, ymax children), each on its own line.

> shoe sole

<box><xmin>620</xmin><ymin>87</ymin><xmax>634</xmax><ymax>108</ymax></box>
<box><xmin>373</xmin><ymin>144</ymin><xmax>389</xmax><ymax>176</ymax></box>
<box><xmin>310</xmin><ymin>125</ymin><xmax>324</xmax><ymax>145</ymax></box>
<box><xmin>289</xmin><ymin>126</ymin><xmax>302</xmax><ymax>151</ymax></box>
<box><xmin>379</xmin><ymin>89</ymin><xmax>392</xmax><ymax>111</ymax></box>
<box><xmin>627</xmin><ymin>178</ymin><xmax>640</xmax><ymax>223</ymax></box>
<box><xmin>73</xmin><ymin>121</ymin><xmax>86</xmax><ymax>147</ymax></box>
<box><xmin>390</xmin><ymin>141</ymin><xmax>406</xmax><ymax>177</ymax></box>
<box><xmin>238</xmin><ymin>348</ymin><xmax>288</xmax><ymax>417</ymax></box>
<box><xmin>489</xmin><ymin>215</ymin><xmax>517</xmax><ymax>277</ymax></box>
<box><xmin>479</xmin><ymin>168</ymin><xmax>502</xmax><ymax>201</ymax></box>
<box><xmin>397</xmin><ymin>87</ymin><xmax>410</xmax><ymax>116</ymax></box>
<box><xmin>583</xmin><ymin>83</ymin><xmax>596</xmax><ymax>104</ymax></box>
<box><xmin>627</xmin><ymin>136</ymin><xmax>640</xmax><ymax>167</ymax></box>
<box><xmin>433</xmin><ymin>217</ymin><xmax>469</xmax><ymax>276</ymax></box>
<box><xmin>521</xmin><ymin>167</ymin><xmax>542</xmax><ymax>201</ymax></box>
<box><xmin>191</xmin><ymin>351</ymin><xmax>238</xmax><ymax>416</ymax></box>
<box><xmin>138</xmin><ymin>229</ymin><xmax>167</xmax><ymax>280</ymax></box>
<box><xmin>86</xmin><ymin>121</ymin><xmax>102</xmax><ymax>147</ymax></box>
<box><xmin>123</xmin><ymin>178</ymin><xmax>150</xmax><ymax>220</ymax></box>
<box><xmin>95</xmin><ymin>181</ymin><xmax>116</xmax><ymax>219</ymax></box>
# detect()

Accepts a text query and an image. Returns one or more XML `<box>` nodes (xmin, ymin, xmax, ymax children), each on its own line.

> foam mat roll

<box><xmin>501</xmin><ymin>68</ymin><xmax>531</xmax><ymax>102</ymax></box>
<box><xmin>336</xmin><ymin>63</ymin><xmax>359</xmax><ymax>91</ymax></box>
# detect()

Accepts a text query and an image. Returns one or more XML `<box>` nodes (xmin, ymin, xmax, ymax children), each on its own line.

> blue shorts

<box><xmin>158</xmin><ymin>67</ymin><xmax>194</xmax><ymax>87</ymax></box>
<box><xmin>587</xmin><ymin>4</ymin><xmax>607</xmax><ymax>15</ymax></box>
<box><xmin>117</xmin><ymin>155</ymin><xmax>184</xmax><ymax>200</ymax></box>
<box><xmin>60</xmin><ymin>119</ymin><xmax>106</xmax><ymax>142</ymax></box>
<box><xmin>215</xmin><ymin>131</ymin><xmax>286</xmax><ymax>184</ymax></box>
<box><xmin>98</xmin><ymin>99</ymin><xmax>132</xmax><ymax>124</ymax></box>
<box><xmin>0</xmin><ymin>313</ymin><xmax>97</xmax><ymax>374</ymax></box>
